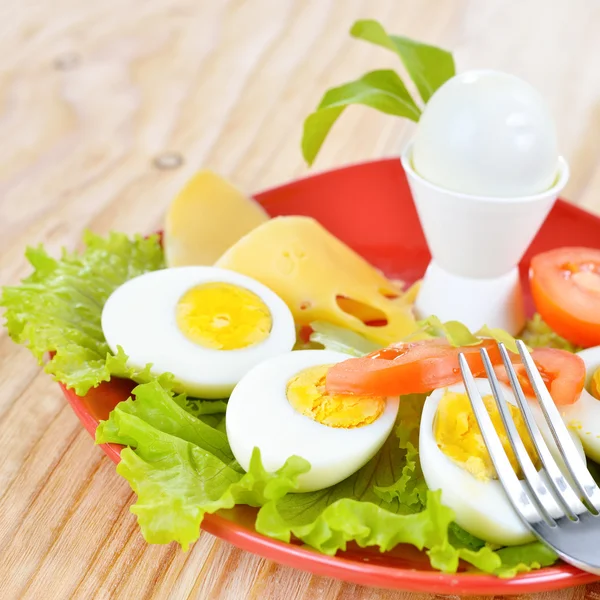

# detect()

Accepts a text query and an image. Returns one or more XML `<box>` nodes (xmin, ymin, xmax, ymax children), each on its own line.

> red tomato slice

<box><xmin>325</xmin><ymin>338</ymin><xmax>503</xmax><ymax>397</ymax></box>
<box><xmin>494</xmin><ymin>348</ymin><xmax>585</xmax><ymax>406</ymax></box>
<box><xmin>530</xmin><ymin>247</ymin><xmax>600</xmax><ymax>348</ymax></box>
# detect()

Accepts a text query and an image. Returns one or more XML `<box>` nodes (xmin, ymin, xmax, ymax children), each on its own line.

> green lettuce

<box><xmin>255</xmin><ymin>392</ymin><xmax>555</xmax><ymax>574</ymax></box>
<box><xmin>3</xmin><ymin>232</ymin><xmax>558</xmax><ymax>575</ymax></box>
<box><xmin>521</xmin><ymin>314</ymin><xmax>581</xmax><ymax>352</ymax></box>
<box><xmin>411</xmin><ymin>316</ymin><xmax>523</xmax><ymax>354</ymax></box>
<box><xmin>96</xmin><ymin>380</ymin><xmax>309</xmax><ymax>550</ymax></box>
<box><xmin>309</xmin><ymin>321</ymin><xmax>381</xmax><ymax>356</ymax></box>
<box><xmin>97</xmin><ymin>382</ymin><xmax>555</xmax><ymax>574</ymax></box>
<box><xmin>0</xmin><ymin>231</ymin><xmax>164</xmax><ymax>395</ymax></box>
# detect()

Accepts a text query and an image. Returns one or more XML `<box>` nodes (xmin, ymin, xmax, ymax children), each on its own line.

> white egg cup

<box><xmin>401</xmin><ymin>142</ymin><xmax>570</xmax><ymax>334</ymax></box>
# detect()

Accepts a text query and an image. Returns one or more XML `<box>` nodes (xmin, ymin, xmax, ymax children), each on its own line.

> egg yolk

<box><xmin>286</xmin><ymin>365</ymin><xmax>385</xmax><ymax>428</ymax></box>
<box><xmin>176</xmin><ymin>282</ymin><xmax>272</xmax><ymax>350</ymax></box>
<box><xmin>591</xmin><ymin>368</ymin><xmax>600</xmax><ymax>400</ymax></box>
<box><xmin>434</xmin><ymin>391</ymin><xmax>539</xmax><ymax>481</ymax></box>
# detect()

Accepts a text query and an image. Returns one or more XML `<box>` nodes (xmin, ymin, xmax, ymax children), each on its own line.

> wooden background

<box><xmin>1</xmin><ymin>0</ymin><xmax>600</xmax><ymax>598</ymax></box>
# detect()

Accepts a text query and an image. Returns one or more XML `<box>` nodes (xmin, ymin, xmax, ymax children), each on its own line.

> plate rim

<box><xmin>60</xmin><ymin>157</ymin><xmax>600</xmax><ymax>595</ymax></box>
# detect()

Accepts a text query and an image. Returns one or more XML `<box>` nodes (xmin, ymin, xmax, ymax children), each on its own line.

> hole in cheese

<box><xmin>379</xmin><ymin>288</ymin><xmax>400</xmax><ymax>300</ymax></box>
<box><xmin>335</xmin><ymin>295</ymin><xmax>389</xmax><ymax>327</ymax></box>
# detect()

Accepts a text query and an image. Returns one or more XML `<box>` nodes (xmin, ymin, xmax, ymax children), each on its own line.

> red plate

<box><xmin>62</xmin><ymin>158</ymin><xmax>600</xmax><ymax>595</ymax></box>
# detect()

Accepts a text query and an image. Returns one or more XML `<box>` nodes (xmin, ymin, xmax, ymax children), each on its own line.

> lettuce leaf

<box><xmin>409</xmin><ymin>316</ymin><xmax>522</xmax><ymax>354</ymax></box>
<box><xmin>309</xmin><ymin>321</ymin><xmax>381</xmax><ymax>356</ymax></box>
<box><xmin>521</xmin><ymin>314</ymin><xmax>581</xmax><ymax>352</ymax></box>
<box><xmin>255</xmin><ymin>391</ymin><xmax>555</xmax><ymax>574</ymax></box>
<box><xmin>96</xmin><ymin>380</ymin><xmax>310</xmax><ymax>550</ymax></box>
<box><xmin>493</xmin><ymin>542</ymin><xmax>558</xmax><ymax>578</ymax></box>
<box><xmin>3</xmin><ymin>232</ymin><xmax>558</xmax><ymax>575</ymax></box>
<box><xmin>1</xmin><ymin>231</ymin><xmax>164</xmax><ymax>395</ymax></box>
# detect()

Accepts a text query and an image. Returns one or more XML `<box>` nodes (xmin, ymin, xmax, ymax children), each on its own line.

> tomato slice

<box><xmin>530</xmin><ymin>247</ymin><xmax>600</xmax><ymax>348</ymax></box>
<box><xmin>494</xmin><ymin>348</ymin><xmax>585</xmax><ymax>405</ymax></box>
<box><xmin>325</xmin><ymin>338</ymin><xmax>503</xmax><ymax>397</ymax></box>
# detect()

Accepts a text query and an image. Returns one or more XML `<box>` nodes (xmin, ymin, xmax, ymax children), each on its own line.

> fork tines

<box><xmin>459</xmin><ymin>340</ymin><xmax>600</xmax><ymax>575</ymax></box>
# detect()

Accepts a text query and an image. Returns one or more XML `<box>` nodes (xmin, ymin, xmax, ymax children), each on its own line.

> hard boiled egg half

<box><xmin>420</xmin><ymin>379</ymin><xmax>586</xmax><ymax>546</ymax></box>
<box><xmin>101</xmin><ymin>267</ymin><xmax>296</xmax><ymax>398</ymax></box>
<box><xmin>560</xmin><ymin>346</ymin><xmax>600</xmax><ymax>463</ymax></box>
<box><xmin>226</xmin><ymin>350</ymin><xmax>400</xmax><ymax>492</ymax></box>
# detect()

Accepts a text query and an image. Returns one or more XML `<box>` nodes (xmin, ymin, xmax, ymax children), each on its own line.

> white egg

<box><xmin>412</xmin><ymin>69</ymin><xmax>558</xmax><ymax>197</ymax></box>
<box><xmin>560</xmin><ymin>346</ymin><xmax>600</xmax><ymax>463</ymax></box>
<box><xmin>226</xmin><ymin>350</ymin><xmax>399</xmax><ymax>492</ymax></box>
<box><xmin>101</xmin><ymin>266</ymin><xmax>296</xmax><ymax>398</ymax></box>
<box><xmin>419</xmin><ymin>379</ymin><xmax>586</xmax><ymax>546</ymax></box>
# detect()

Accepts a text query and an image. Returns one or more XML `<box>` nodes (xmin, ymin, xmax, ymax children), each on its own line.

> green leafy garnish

<box><xmin>350</xmin><ymin>19</ymin><xmax>456</xmax><ymax>103</ymax></box>
<box><xmin>0</xmin><ymin>231</ymin><xmax>164</xmax><ymax>395</ymax></box>
<box><xmin>413</xmin><ymin>316</ymin><xmax>480</xmax><ymax>346</ymax></box>
<box><xmin>302</xmin><ymin>70</ymin><xmax>421</xmax><ymax>166</ymax></box>
<box><xmin>309</xmin><ymin>320</ymin><xmax>381</xmax><ymax>356</ymax></box>
<box><xmin>476</xmin><ymin>325</ymin><xmax>523</xmax><ymax>355</ymax></box>
<box><xmin>411</xmin><ymin>315</ymin><xmax>522</xmax><ymax>354</ymax></box>
<box><xmin>2</xmin><ymin>232</ymin><xmax>558</xmax><ymax>576</ymax></box>
<box><xmin>521</xmin><ymin>314</ymin><xmax>581</xmax><ymax>352</ymax></box>
<box><xmin>94</xmin><ymin>380</ymin><xmax>554</xmax><ymax>573</ymax></box>
<box><xmin>494</xmin><ymin>542</ymin><xmax>559</xmax><ymax>578</ymax></box>
<box><xmin>96</xmin><ymin>380</ymin><xmax>309</xmax><ymax>550</ymax></box>
<box><xmin>302</xmin><ymin>19</ymin><xmax>455</xmax><ymax>165</ymax></box>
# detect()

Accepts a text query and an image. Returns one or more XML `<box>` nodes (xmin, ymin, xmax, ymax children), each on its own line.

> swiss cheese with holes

<box><xmin>215</xmin><ymin>216</ymin><xmax>418</xmax><ymax>345</ymax></box>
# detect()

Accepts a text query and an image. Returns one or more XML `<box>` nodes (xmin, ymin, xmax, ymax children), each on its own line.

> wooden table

<box><xmin>2</xmin><ymin>0</ymin><xmax>600</xmax><ymax>598</ymax></box>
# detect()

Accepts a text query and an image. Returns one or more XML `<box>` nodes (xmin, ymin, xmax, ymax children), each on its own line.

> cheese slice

<box><xmin>164</xmin><ymin>170</ymin><xmax>269</xmax><ymax>266</ymax></box>
<box><xmin>215</xmin><ymin>216</ymin><xmax>418</xmax><ymax>345</ymax></box>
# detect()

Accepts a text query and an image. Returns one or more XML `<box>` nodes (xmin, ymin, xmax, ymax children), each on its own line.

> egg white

<box><xmin>560</xmin><ymin>346</ymin><xmax>600</xmax><ymax>463</ymax></box>
<box><xmin>226</xmin><ymin>350</ymin><xmax>400</xmax><ymax>492</ymax></box>
<box><xmin>412</xmin><ymin>69</ymin><xmax>558</xmax><ymax>197</ymax></box>
<box><xmin>101</xmin><ymin>266</ymin><xmax>296</xmax><ymax>398</ymax></box>
<box><xmin>419</xmin><ymin>379</ymin><xmax>586</xmax><ymax>546</ymax></box>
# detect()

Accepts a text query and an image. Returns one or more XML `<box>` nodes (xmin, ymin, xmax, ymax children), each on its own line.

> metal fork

<box><xmin>458</xmin><ymin>340</ymin><xmax>600</xmax><ymax>575</ymax></box>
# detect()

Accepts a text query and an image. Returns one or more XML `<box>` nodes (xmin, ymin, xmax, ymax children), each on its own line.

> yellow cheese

<box><xmin>164</xmin><ymin>170</ymin><xmax>269</xmax><ymax>266</ymax></box>
<box><xmin>215</xmin><ymin>216</ymin><xmax>418</xmax><ymax>345</ymax></box>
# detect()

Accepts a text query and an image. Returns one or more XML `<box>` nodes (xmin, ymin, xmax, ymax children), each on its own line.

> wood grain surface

<box><xmin>2</xmin><ymin>0</ymin><xmax>600</xmax><ymax>598</ymax></box>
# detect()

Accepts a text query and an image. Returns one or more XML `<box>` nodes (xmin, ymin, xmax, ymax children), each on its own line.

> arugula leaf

<box><xmin>0</xmin><ymin>231</ymin><xmax>164</xmax><ymax>395</ymax></box>
<box><xmin>350</xmin><ymin>19</ymin><xmax>455</xmax><ymax>103</ymax></box>
<box><xmin>301</xmin><ymin>19</ymin><xmax>455</xmax><ymax>165</ymax></box>
<box><xmin>302</xmin><ymin>70</ymin><xmax>421</xmax><ymax>165</ymax></box>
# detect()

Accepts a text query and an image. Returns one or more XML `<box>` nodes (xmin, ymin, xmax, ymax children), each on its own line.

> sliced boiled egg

<box><xmin>226</xmin><ymin>350</ymin><xmax>399</xmax><ymax>492</ymax></box>
<box><xmin>560</xmin><ymin>346</ymin><xmax>600</xmax><ymax>463</ymax></box>
<box><xmin>101</xmin><ymin>267</ymin><xmax>295</xmax><ymax>398</ymax></box>
<box><xmin>420</xmin><ymin>379</ymin><xmax>585</xmax><ymax>546</ymax></box>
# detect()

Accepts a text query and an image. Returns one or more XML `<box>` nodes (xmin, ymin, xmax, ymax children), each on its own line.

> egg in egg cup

<box><xmin>401</xmin><ymin>70</ymin><xmax>570</xmax><ymax>334</ymax></box>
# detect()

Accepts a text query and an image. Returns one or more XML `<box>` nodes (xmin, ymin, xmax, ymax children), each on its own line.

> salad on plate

<box><xmin>3</xmin><ymin>19</ymin><xmax>600</xmax><ymax>581</ymax></box>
